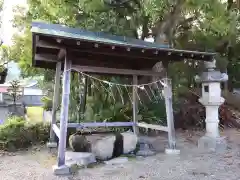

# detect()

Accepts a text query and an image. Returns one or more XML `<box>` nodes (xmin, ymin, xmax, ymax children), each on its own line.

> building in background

<box><xmin>22</xmin><ymin>80</ymin><xmax>44</xmax><ymax>106</ymax></box>
<box><xmin>0</xmin><ymin>84</ymin><xmax>8</xmax><ymax>102</ymax></box>
<box><xmin>0</xmin><ymin>79</ymin><xmax>44</xmax><ymax>106</ymax></box>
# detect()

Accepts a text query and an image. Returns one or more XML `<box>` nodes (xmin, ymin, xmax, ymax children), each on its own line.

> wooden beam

<box><xmin>68</xmin><ymin>50</ymin><xmax>159</xmax><ymax>67</ymax></box>
<box><xmin>34</xmin><ymin>58</ymin><xmax>134</xmax><ymax>71</ymax></box>
<box><xmin>74</xmin><ymin>48</ymin><xmax>160</xmax><ymax>61</ymax></box>
<box><xmin>163</xmin><ymin>78</ymin><xmax>177</xmax><ymax>149</ymax></box>
<box><xmin>33</xmin><ymin>59</ymin><xmax>152</xmax><ymax>74</ymax></box>
<box><xmin>35</xmin><ymin>35</ymin><xmax>39</xmax><ymax>42</ymax></box>
<box><xmin>137</xmin><ymin>122</ymin><xmax>169</xmax><ymax>132</ymax></box>
<box><xmin>36</xmin><ymin>40</ymin><xmax>61</xmax><ymax>49</ymax></box>
<box><xmin>35</xmin><ymin>53</ymin><xmax>139</xmax><ymax>69</ymax></box>
<box><xmin>72</xmin><ymin>65</ymin><xmax>164</xmax><ymax>76</ymax></box>
<box><xmin>35</xmin><ymin>54</ymin><xmax>131</xmax><ymax>68</ymax></box>
<box><xmin>32</xmin><ymin>35</ymin><xmax>39</xmax><ymax>66</ymax></box>
<box><xmin>56</xmin><ymin>39</ymin><xmax>155</xmax><ymax>60</ymax></box>
<box><xmin>67</xmin><ymin>122</ymin><xmax>135</xmax><ymax>128</ymax></box>
<box><xmin>68</xmin><ymin>42</ymin><xmax>214</xmax><ymax>61</ymax></box>
<box><xmin>69</xmin><ymin>53</ymin><xmax>136</xmax><ymax>68</ymax></box>
<box><xmin>35</xmin><ymin>54</ymin><xmax>58</xmax><ymax>62</ymax></box>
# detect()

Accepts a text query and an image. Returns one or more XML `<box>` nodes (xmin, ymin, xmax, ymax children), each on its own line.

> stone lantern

<box><xmin>195</xmin><ymin>60</ymin><xmax>228</xmax><ymax>152</ymax></box>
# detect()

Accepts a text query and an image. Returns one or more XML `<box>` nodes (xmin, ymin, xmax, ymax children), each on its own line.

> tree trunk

<box><xmin>154</xmin><ymin>0</ymin><xmax>185</xmax><ymax>46</ymax></box>
<box><xmin>152</xmin><ymin>0</ymin><xmax>185</xmax><ymax>75</ymax></box>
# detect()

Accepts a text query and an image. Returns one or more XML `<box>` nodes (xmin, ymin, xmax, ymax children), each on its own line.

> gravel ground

<box><xmin>1</xmin><ymin>129</ymin><xmax>240</xmax><ymax>180</ymax></box>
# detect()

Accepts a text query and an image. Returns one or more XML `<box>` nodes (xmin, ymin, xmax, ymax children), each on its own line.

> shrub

<box><xmin>41</xmin><ymin>96</ymin><xmax>53</xmax><ymax>111</ymax></box>
<box><xmin>0</xmin><ymin>116</ymin><xmax>50</xmax><ymax>151</ymax></box>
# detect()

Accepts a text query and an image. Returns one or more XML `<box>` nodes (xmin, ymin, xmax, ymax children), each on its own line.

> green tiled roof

<box><xmin>31</xmin><ymin>21</ymin><xmax>170</xmax><ymax>49</ymax></box>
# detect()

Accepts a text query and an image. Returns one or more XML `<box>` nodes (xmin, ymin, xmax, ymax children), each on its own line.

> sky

<box><xmin>1</xmin><ymin>0</ymin><xmax>27</xmax><ymax>81</ymax></box>
<box><xmin>2</xmin><ymin>0</ymin><xmax>26</xmax><ymax>45</ymax></box>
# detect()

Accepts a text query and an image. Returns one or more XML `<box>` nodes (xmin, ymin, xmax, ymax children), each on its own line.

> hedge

<box><xmin>0</xmin><ymin>116</ymin><xmax>50</xmax><ymax>151</ymax></box>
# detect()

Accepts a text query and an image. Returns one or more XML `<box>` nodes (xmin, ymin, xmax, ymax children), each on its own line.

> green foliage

<box><xmin>68</xmin><ymin>73</ymin><xmax>84</xmax><ymax>122</ymax></box>
<box><xmin>82</xmin><ymin>78</ymin><xmax>134</xmax><ymax>124</ymax></box>
<box><xmin>84</xmin><ymin>97</ymin><xmax>129</xmax><ymax>122</ymax></box>
<box><xmin>138</xmin><ymin>93</ymin><xmax>181</xmax><ymax>126</ymax></box>
<box><xmin>0</xmin><ymin>0</ymin><xmax>3</xmax><ymax>30</ymax></box>
<box><xmin>0</xmin><ymin>116</ymin><xmax>50</xmax><ymax>151</ymax></box>
<box><xmin>41</xmin><ymin>96</ymin><xmax>53</xmax><ymax>111</ymax></box>
<box><xmin>84</xmin><ymin>87</ymin><xmax>172</xmax><ymax>126</ymax></box>
<box><xmin>0</xmin><ymin>45</ymin><xmax>10</xmax><ymax>65</ymax></box>
<box><xmin>138</xmin><ymin>99</ymin><xmax>167</xmax><ymax>125</ymax></box>
<box><xmin>93</xmin><ymin>102</ymin><xmax>132</xmax><ymax>122</ymax></box>
<box><xmin>0</xmin><ymin>65</ymin><xmax>5</xmax><ymax>72</ymax></box>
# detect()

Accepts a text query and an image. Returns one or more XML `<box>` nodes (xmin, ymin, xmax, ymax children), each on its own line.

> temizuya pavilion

<box><xmin>31</xmin><ymin>22</ymin><xmax>215</xmax><ymax>175</ymax></box>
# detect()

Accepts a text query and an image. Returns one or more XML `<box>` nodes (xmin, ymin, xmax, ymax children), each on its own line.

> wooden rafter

<box><xmin>72</xmin><ymin>65</ymin><xmax>164</xmax><ymax>76</ymax></box>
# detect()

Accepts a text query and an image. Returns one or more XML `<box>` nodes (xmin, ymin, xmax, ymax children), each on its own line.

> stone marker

<box><xmin>92</xmin><ymin>132</ymin><xmax>138</xmax><ymax>161</ymax></box>
<box><xmin>196</xmin><ymin>60</ymin><xmax>228</xmax><ymax>153</ymax></box>
<box><xmin>122</xmin><ymin>132</ymin><xmax>138</xmax><ymax>154</ymax></box>
<box><xmin>92</xmin><ymin>135</ymin><xmax>116</xmax><ymax>160</ymax></box>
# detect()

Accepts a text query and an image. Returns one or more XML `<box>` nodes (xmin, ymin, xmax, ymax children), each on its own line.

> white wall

<box><xmin>23</xmin><ymin>87</ymin><xmax>43</xmax><ymax>96</ymax></box>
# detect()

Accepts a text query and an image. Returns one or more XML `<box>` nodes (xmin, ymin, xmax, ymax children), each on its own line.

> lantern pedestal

<box><xmin>195</xmin><ymin>60</ymin><xmax>228</xmax><ymax>153</ymax></box>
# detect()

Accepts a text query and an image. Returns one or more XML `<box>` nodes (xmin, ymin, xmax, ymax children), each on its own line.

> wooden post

<box><xmin>163</xmin><ymin>78</ymin><xmax>177</xmax><ymax>150</ymax></box>
<box><xmin>80</xmin><ymin>75</ymin><xmax>88</xmax><ymax>117</ymax></box>
<box><xmin>0</xmin><ymin>92</ymin><xmax>3</xmax><ymax>102</ymax></box>
<box><xmin>49</xmin><ymin>61</ymin><xmax>61</xmax><ymax>144</ymax></box>
<box><xmin>57</xmin><ymin>55</ymin><xmax>72</xmax><ymax>167</ymax></box>
<box><xmin>132</xmin><ymin>75</ymin><xmax>139</xmax><ymax>134</ymax></box>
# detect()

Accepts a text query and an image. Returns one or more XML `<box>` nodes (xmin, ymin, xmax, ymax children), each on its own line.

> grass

<box><xmin>26</xmin><ymin>106</ymin><xmax>44</xmax><ymax>122</ymax></box>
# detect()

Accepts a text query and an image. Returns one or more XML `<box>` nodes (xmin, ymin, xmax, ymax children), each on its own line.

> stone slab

<box><xmin>198</xmin><ymin>136</ymin><xmax>227</xmax><ymax>153</ymax></box>
<box><xmin>121</xmin><ymin>132</ymin><xmax>138</xmax><ymax>154</ymax></box>
<box><xmin>53</xmin><ymin>165</ymin><xmax>70</xmax><ymax>176</ymax></box>
<box><xmin>65</xmin><ymin>151</ymin><xmax>96</xmax><ymax>166</ymax></box>
<box><xmin>47</xmin><ymin>142</ymin><xmax>58</xmax><ymax>148</ymax></box>
<box><xmin>104</xmin><ymin>157</ymin><xmax>128</xmax><ymax>165</ymax></box>
<box><xmin>53</xmin><ymin>152</ymin><xmax>97</xmax><ymax>175</ymax></box>
<box><xmin>165</xmin><ymin>148</ymin><xmax>180</xmax><ymax>155</ymax></box>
